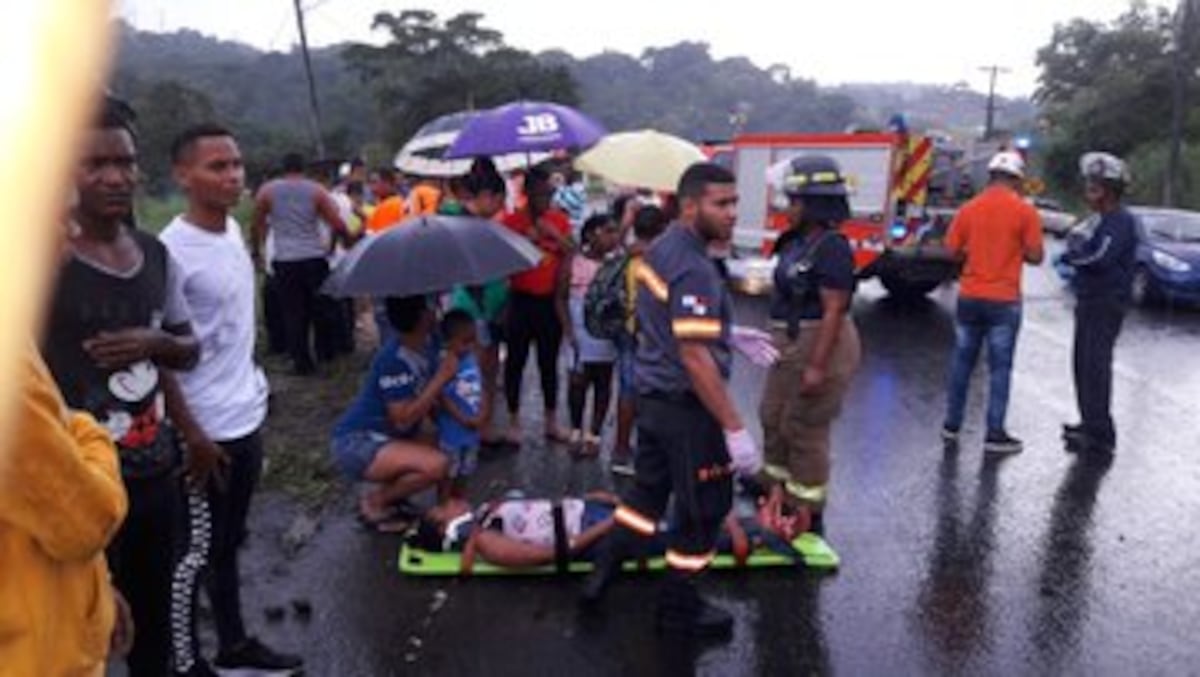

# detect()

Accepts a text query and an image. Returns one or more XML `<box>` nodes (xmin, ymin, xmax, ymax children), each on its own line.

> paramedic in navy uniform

<box><xmin>579</xmin><ymin>163</ymin><xmax>764</xmax><ymax>640</ymax></box>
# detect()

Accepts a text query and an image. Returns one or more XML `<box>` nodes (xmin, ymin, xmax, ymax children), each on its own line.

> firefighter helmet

<box><xmin>782</xmin><ymin>155</ymin><xmax>849</xmax><ymax>198</ymax></box>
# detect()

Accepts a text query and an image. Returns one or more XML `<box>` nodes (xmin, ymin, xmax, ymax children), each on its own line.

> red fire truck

<box><xmin>726</xmin><ymin>132</ymin><xmax>962</xmax><ymax>298</ymax></box>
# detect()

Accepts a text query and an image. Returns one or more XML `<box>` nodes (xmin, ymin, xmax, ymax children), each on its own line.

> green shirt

<box><xmin>450</xmin><ymin>280</ymin><xmax>509</xmax><ymax>322</ymax></box>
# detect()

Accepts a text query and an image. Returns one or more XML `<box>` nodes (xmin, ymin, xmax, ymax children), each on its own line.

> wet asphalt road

<box><xmin>236</xmin><ymin>242</ymin><xmax>1200</xmax><ymax>676</ymax></box>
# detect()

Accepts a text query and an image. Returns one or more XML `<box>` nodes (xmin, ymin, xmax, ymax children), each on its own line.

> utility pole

<box><xmin>293</xmin><ymin>0</ymin><xmax>326</xmax><ymax>158</ymax></box>
<box><xmin>1166</xmin><ymin>0</ymin><xmax>1195</xmax><ymax>206</ymax></box>
<box><xmin>979</xmin><ymin>65</ymin><xmax>1009</xmax><ymax>141</ymax></box>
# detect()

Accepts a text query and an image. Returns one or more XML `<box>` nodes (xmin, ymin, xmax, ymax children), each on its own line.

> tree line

<box><xmin>114</xmin><ymin>9</ymin><xmax>1045</xmax><ymax>196</ymax></box>
<box><xmin>1036</xmin><ymin>1</ymin><xmax>1200</xmax><ymax>207</ymax></box>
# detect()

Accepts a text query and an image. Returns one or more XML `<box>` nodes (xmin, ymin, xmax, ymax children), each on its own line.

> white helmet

<box><xmin>1079</xmin><ymin>152</ymin><xmax>1130</xmax><ymax>184</ymax></box>
<box><xmin>987</xmin><ymin>151</ymin><xmax>1026</xmax><ymax>179</ymax></box>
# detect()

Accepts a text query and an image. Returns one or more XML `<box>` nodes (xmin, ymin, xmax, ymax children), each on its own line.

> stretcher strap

<box><xmin>552</xmin><ymin>501</ymin><xmax>569</xmax><ymax>575</ymax></box>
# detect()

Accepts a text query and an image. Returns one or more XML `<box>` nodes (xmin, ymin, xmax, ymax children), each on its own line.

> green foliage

<box><xmin>565</xmin><ymin>43</ymin><xmax>857</xmax><ymax>140</ymax></box>
<box><xmin>112</xmin><ymin>9</ymin><xmax>1038</xmax><ymax>194</ymax></box>
<box><xmin>1036</xmin><ymin>2</ymin><xmax>1200</xmax><ymax>203</ymax></box>
<box><xmin>343</xmin><ymin>10</ymin><xmax>578</xmax><ymax>148</ymax></box>
<box><xmin>1126</xmin><ymin>140</ymin><xmax>1200</xmax><ymax>209</ymax></box>
<box><xmin>128</xmin><ymin>80</ymin><xmax>217</xmax><ymax>195</ymax></box>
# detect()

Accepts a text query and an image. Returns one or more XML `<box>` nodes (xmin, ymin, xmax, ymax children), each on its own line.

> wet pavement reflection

<box><xmin>234</xmin><ymin>244</ymin><xmax>1200</xmax><ymax>675</ymax></box>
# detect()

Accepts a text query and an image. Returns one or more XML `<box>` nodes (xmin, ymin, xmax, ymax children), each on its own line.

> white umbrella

<box><xmin>394</xmin><ymin>111</ymin><xmax>550</xmax><ymax>177</ymax></box>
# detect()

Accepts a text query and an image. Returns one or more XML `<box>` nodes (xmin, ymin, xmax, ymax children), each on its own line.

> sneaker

<box><xmin>610</xmin><ymin>450</ymin><xmax>635</xmax><ymax>477</ymax></box>
<box><xmin>984</xmin><ymin>431</ymin><xmax>1023</xmax><ymax>455</ymax></box>
<box><xmin>214</xmin><ymin>637</ymin><xmax>303</xmax><ymax>676</ymax></box>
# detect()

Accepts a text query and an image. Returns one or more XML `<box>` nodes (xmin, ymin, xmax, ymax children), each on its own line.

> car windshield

<box><xmin>1140</xmin><ymin>211</ymin><xmax>1200</xmax><ymax>243</ymax></box>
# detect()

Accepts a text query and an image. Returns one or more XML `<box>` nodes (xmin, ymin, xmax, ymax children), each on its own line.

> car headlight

<box><xmin>1152</xmin><ymin>250</ymin><xmax>1192</xmax><ymax>273</ymax></box>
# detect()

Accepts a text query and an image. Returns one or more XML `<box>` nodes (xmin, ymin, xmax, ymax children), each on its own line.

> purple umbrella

<box><xmin>443</xmin><ymin>100</ymin><xmax>607</xmax><ymax>159</ymax></box>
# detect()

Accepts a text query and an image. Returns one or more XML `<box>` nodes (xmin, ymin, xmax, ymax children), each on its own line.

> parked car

<box><xmin>1032</xmin><ymin>197</ymin><xmax>1078</xmax><ymax>238</ymax></box>
<box><xmin>1057</xmin><ymin>207</ymin><xmax>1200</xmax><ymax>306</ymax></box>
<box><xmin>1130</xmin><ymin>208</ymin><xmax>1200</xmax><ymax>306</ymax></box>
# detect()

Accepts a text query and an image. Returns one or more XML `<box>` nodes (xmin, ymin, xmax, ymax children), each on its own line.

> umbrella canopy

<box><xmin>322</xmin><ymin>215</ymin><xmax>542</xmax><ymax>298</ymax></box>
<box><xmin>575</xmin><ymin>129</ymin><xmax>707</xmax><ymax>192</ymax></box>
<box><xmin>444</xmin><ymin>100</ymin><xmax>607</xmax><ymax>159</ymax></box>
<box><xmin>394</xmin><ymin>111</ymin><xmax>550</xmax><ymax>177</ymax></box>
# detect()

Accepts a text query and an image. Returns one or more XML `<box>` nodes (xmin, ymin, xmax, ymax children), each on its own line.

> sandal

<box><xmin>580</xmin><ymin>433</ymin><xmax>602</xmax><ymax>458</ymax></box>
<box><xmin>358</xmin><ymin>499</ymin><xmax>417</xmax><ymax>534</ymax></box>
<box><xmin>544</xmin><ymin>424</ymin><xmax>572</xmax><ymax>444</ymax></box>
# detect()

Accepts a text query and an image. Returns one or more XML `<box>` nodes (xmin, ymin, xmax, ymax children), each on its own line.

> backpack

<box><xmin>584</xmin><ymin>254</ymin><xmax>632</xmax><ymax>340</ymax></box>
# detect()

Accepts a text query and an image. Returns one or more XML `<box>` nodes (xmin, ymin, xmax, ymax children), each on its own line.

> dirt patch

<box><xmin>257</xmin><ymin>350</ymin><xmax>367</xmax><ymax>507</ymax></box>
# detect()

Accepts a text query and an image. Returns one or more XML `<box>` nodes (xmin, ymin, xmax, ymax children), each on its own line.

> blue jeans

<box><xmin>944</xmin><ymin>298</ymin><xmax>1022</xmax><ymax>434</ymax></box>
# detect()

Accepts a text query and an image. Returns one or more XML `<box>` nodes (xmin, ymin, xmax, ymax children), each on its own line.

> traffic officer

<box><xmin>1062</xmin><ymin>152</ymin><xmax>1137</xmax><ymax>457</ymax></box>
<box><xmin>580</xmin><ymin>162</ymin><xmax>762</xmax><ymax>639</ymax></box>
<box><xmin>758</xmin><ymin>155</ymin><xmax>861</xmax><ymax>569</ymax></box>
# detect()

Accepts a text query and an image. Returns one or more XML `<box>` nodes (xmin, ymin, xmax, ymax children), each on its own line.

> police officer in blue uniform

<box><xmin>580</xmin><ymin>163</ymin><xmax>762</xmax><ymax>639</ymax></box>
<box><xmin>1062</xmin><ymin>152</ymin><xmax>1137</xmax><ymax>456</ymax></box>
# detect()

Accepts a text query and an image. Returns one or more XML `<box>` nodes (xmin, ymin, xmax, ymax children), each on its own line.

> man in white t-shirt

<box><xmin>161</xmin><ymin>124</ymin><xmax>302</xmax><ymax>676</ymax></box>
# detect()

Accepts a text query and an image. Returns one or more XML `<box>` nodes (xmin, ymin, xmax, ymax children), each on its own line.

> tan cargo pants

<box><xmin>758</xmin><ymin>318</ymin><xmax>861</xmax><ymax>509</ymax></box>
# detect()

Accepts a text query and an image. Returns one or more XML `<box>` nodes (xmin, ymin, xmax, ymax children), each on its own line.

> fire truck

<box><xmin>725</xmin><ymin>132</ymin><xmax>963</xmax><ymax>298</ymax></box>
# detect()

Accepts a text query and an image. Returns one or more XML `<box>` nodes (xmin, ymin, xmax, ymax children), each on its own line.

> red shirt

<box><xmin>501</xmin><ymin>208</ymin><xmax>572</xmax><ymax>296</ymax></box>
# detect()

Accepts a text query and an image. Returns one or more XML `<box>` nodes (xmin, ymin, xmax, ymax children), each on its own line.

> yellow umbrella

<box><xmin>575</xmin><ymin>129</ymin><xmax>707</xmax><ymax>192</ymax></box>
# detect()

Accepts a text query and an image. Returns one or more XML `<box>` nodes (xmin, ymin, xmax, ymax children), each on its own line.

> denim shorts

<box><xmin>617</xmin><ymin>336</ymin><xmax>637</xmax><ymax>398</ymax></box>
<box><xmin>331</xmin><ymin>430</ymin><xmax>391</xmax><ymax>480</ymax></box>
<box><xmin>440</xmin><ymin>443</ymin><xmax>479</xmax><ymax>479</ymax></box>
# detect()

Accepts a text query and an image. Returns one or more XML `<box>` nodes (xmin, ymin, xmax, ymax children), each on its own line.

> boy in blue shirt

<box><xmin>437</xmin><ymin>310</ymin><xmax>486</xmax><ymax>499</ymax></box>
<box><xmin>331</xmin><ymin>296</ymin><xmax>455</xmax><ymax>531</ymax></box>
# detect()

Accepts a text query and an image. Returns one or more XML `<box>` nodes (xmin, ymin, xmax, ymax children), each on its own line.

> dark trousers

<box><xmin>505</xmin><ymin>292</ymin><xmax>562</xmax><ymax>413</ymax></box>
<box><xmin>1073</xmin><ymin>298</ymin><xmax>1126</xmax><ymax>446</ymax></box>
<box><xmin>274</xmin><ymin>258</ymin><xmax>333</xmax><ymax>373</ymax></box>
<box><xmin>262</xmin><ymin>274</ymin><xmax>287</xmax><ymax>355</ymax></box>
<box><xmin>109</xmin><ymin>472</ymin><xmax>181</xmax><ymax>677</ymax></box>
<box><xmin>618</xmin><ymin>395</ymin><xmax>732</xmax><ymax>562</ymax></box>
<box><xmin>171</xmin><ymin>487</ymin><xmax>214</xmax><ymax>674</ymax></box>
<box><xmin>206</xmin><ymin>431</ymin><xmax>265</xmax><ymax>651</ymax></box>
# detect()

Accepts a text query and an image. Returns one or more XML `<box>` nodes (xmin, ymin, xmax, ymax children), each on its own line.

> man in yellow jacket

<box><xmin>0</xmin><ymin>345</ymin><xmax>129</xmax><ymax>676</ymax></box>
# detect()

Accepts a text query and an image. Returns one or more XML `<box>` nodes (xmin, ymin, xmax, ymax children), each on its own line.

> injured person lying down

<box><xmin>403</xmin><ymin>484</ymin><xmax>827</xmax><ymax>574</ymax></box>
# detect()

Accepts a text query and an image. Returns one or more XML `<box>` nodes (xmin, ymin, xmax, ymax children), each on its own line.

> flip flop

<box><xmin>358</xmin><ymin>501</ymin><xmax>417</xmax><ymax>534</ymax></box>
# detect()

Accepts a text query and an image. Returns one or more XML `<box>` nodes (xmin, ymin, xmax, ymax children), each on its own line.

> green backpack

<box><xmin>584</xmin><ymin>254</ymin><xmax>632</xmax><ymax>341</ymax></box>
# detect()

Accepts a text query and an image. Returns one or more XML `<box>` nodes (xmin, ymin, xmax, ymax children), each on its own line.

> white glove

<box><xmin>731</xmin><ymin>325</ymin><xmax>780</xmax><ymax>368</ymax></box>
<box><xmin>724</xmin><ymin>428</ymin><xmax>763</xmax><ymax>477</ymax></box>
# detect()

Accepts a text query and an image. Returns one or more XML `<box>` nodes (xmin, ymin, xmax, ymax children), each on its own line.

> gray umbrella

<box><xmin>322</xmin><ymin>215</ymin><xmax>542</xmax><ymax>298</ymax></box>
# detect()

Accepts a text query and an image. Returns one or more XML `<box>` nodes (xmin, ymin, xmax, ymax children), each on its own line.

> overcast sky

<box><xmin>117</xmin><ymin>0</ymin><xmax>1170</xmax><ymax>97</ymax></box>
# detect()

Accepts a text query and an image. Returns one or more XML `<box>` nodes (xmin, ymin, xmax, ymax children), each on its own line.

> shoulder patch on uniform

<box><xmin>681</xmin><ymin>294</ymin><xmax>712</xmax><ymax>317</ymax></box>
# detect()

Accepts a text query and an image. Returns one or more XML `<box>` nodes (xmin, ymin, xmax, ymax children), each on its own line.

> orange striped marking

<box><xmin>666</xmin><ymin>549</ymin><xmax>716</xmax><ymax>572</ymax></box>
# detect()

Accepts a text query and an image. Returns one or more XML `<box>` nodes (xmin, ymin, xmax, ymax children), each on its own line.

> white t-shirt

<box><xmin>160</xmin><ymin>215</ymin><xmax>269</xmax><ymax>441</ymax></box>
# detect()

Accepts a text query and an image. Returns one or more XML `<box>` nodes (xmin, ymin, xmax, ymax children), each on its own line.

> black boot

<box><xmin>579</xmin><ymin>527</ymin><xmax>637</xmax><ymax>609</ymax></box>
<box><xmin>655</xmin><ymin>574</ymin><xmax>733</xmax><ymax>639</ymax></box>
